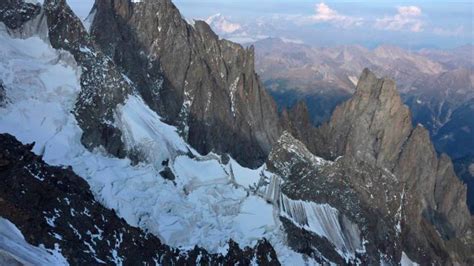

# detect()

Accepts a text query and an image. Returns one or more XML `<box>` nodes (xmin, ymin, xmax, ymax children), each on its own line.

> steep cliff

<box><xmin>89</xmin><ymin>0</ymin><xmax>282</xmax><ymax>167</ymax></box>
<box><xmin>0</xmin><ymin>80</ymin><xmax>5</xmax><ymax>106</ymax></box>
<box><xmin>279</xmin><ymin>68</ymin><xmax>474</xmax><ymax>264</ymax></box>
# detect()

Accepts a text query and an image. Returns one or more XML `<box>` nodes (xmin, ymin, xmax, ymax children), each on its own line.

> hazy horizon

<box><xmin>64</xmin><ymin>0</ymin><xmax>473</xmax><ymax>49</ymax></box>
<box><xmin>174</xmin><ymin>0</ymin><xmax>473</xmax><ymax>49</ymax></box>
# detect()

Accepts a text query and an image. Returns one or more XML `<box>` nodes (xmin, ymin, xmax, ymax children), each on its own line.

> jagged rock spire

<box><xmin>304</xmin><ymin>68</ymin><xmax>474</xmax><ymax>264</ymax></box>
<box><xmin>314</xmin><ymin>68</ymin><xmax>413</xmax><ymax>170</ymax></box>
<box><xmin>90</xmin><ymin>0</ymin><xmax>282</xmax><ymax>167</ymax></box>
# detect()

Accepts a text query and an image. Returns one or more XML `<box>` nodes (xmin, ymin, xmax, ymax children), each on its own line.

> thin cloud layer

<box><xmin>375</xmin><ymin>6</ymin><xmax>424</xmax><ymax>32</ymax></box>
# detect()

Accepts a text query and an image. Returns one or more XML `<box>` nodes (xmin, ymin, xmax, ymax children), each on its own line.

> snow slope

<box><xmin>0</xmin><ymin>22</ymin><xmax>316</xmax><ymax>265</ymax></box>
<box><xmin>0</xmin><ymin>217</ymin><xmax>68</xmax><ymax>265</ymax></box>
<box><xmin>401</xmin><ymin>252</ymin><xmax>420</xmax><ymax>266</ymax></box>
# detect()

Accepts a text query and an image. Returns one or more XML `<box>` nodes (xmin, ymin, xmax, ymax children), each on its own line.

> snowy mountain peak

<box><xmin>205</xmin><ymin>13</ymin><xmax>242</xmax><ymax>34</ymax></box>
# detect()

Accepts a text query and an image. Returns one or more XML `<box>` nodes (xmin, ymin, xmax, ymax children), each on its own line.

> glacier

<box><xmin>0</xmin><ymin>3</ymin><xmax>388</xmax><ymax>264</ymax></box>
<box><xmin>0</xmin><ymin>20</ymin><xmax>316</xmax><ymax>265</ymax></box>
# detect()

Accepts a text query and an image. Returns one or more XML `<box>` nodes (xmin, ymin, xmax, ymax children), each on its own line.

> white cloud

<box><xmin>375</xmin><ymin>6</ymin><xmax>424</xmax><ymax>32</ymax></box>
<box><xmin>397</xmin><ymin>6</ymin><xmax>422</xmax><ymax>17</ymax></box>
<box><xmin>293</xmin><ymin>3</ymin><xmax>363</xmax><ymax>28</ymax></box>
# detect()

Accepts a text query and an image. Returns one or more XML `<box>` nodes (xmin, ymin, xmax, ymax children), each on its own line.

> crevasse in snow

<box><xmin>0</xmin><ymin>20</ymin><xmax>315</xmax><ymax>265</ymax></box>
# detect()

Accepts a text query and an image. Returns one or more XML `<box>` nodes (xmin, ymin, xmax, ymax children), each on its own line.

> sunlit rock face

<box><xmin>268</xmin><ymin>69</ymin><xmax>473</xmax><ymax>265</ymax></box>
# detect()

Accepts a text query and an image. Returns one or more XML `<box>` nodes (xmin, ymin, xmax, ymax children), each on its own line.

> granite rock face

<box><xmin>0</xmin><ymin>133</ymin><xmax>280</xmax><ymax>265</ymax></box>
<box><xmin>0</xmin><ymin>80</ymin><xmax>5</xmax><ymax>106</ymax></box>
<box><xmin>89</xmin><ymin>0</ymin><xmax>282</xmax><ymax>167</ymax></box>
<box><xmin>0</xmin><ymin>0</ymin><xmax>40</xmax><ymax>30</ymax></box>
<box><xmin>1</xmin><ymin>0</ymin><xmax>472</xmax><ymax>264</ymax></box>
<box><xmin>314</xmin><ymin>68</ymin><xmax>413</xmax><ymax>170</ymax></box>
<box><xmin>280</xmin><ymin>101</ymin><xmax>318</xmax><ymax>153</ymax></box>
<box><xmin>42</xmin><ymin>0</ymin><xmax>135</xmax><ymax>158</ymax></box>
<box><xmin>268</xmin><ymin>132</ymin><xmax>403</xmax><ymax>264</ymax></box>
<box><xmin>297</xmin><ymin>69</ymin><xmax>473</xmax><ymax>264</ymax></box>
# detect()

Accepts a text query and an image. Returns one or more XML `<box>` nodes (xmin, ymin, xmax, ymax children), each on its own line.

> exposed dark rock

<box><xmin>280</xmin><ymin>101</ymin><xmax>318</xmax><ymax>153</ymax></box>
<box><xmin>0</xmin><ymin>133</ymin><xmax>280</xmax><ymax>265</ymax></box>
<box><xmin>268</xmin><ymin>85</ymin><xmax>351</xmax><ymax>126</ymax></box>
<box><xmin>0</xmin><ymin>80</ymin><xmax>5</xmax><ymax>106</ymax></box>
<box><xmin>90</xmin><ymin>0</ymin><xmax>282</xmax><ymax>167</ymax></box>
<box><xmin>42</xmin><ymin>0</ymin><xmax>135</xmax><ymax>158</ymax></box>
<box><xmin>454</xmin><ymin>155</ymin><xmax>474</xmax><ymax>213</ymax></box>
<box><xmin>281</xmin><ymin>217</ymin><xmax>352</xmax><ymax>265</ymax></box>
<box><xmin>159</xmin><ymin>166</ymin><xmax>175</xmax><ymax>181</ymax></box>
<box><xmin>268</xmin><ymin>132</ymin><xmax>402</xmax><ymax>264</ymax></box>
<box><xmin>0</xmin><ymin>0</ymin><xmax>40</xmax><ymax>30</ymax></box>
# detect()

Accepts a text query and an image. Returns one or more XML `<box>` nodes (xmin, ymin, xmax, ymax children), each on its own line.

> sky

<box><xmin>65</xmin><ymin>0</ymin><xmax>473</xmax><ymax>49</ymax></box>
<box><xmin>173</xmin><ymin>0</ymin><xmax>473</xmax><ymax>49</ymax></box>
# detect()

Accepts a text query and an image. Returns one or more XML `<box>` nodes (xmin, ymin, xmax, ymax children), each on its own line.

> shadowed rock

<box><xmin>0</xmin><ymin>0</ymin><xmax>40</xmax><ymax>30</ymax></box>
<box><xmin>0</xmin><ymin>80</ymin><xmax>5</xmax><ymax>106</ymax></box>
<box><xmin>89</xmin><ymin>0</ymin><xmax>282</xmax><ymax>167</ymax></box>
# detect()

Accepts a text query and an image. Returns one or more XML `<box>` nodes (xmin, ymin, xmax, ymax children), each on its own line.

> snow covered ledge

<box><xmin>0</xmin><ymin>217</ymin><xmax>68</xmax><ymax>265</ymax></box>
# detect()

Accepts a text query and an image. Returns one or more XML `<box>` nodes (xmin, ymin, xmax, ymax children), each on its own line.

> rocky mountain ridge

<box><xmin>276</xmin><ymin>68</ymin><xmax>474</xmax><ymax>264</ymax></box>
<box><xmin>89</xmin><ymin>0</ymin><xmax>282</xmax><ymax>167</ymax></box>
<box><xmin>254</xmin><ymin>37</ymin><xmax>474</xmax><ymax>212</ymax></box>
<box><xmin>0</xmin><ymin>0</ymin><xmax>472</xmax><ymax>265</ymax></box>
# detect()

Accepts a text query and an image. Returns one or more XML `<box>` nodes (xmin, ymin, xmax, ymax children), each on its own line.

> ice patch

<box><xmin>115</xmin><ymin>95</ymin><xmax>188</xmax><ymax>169</ymax></box>
<box><xmin>279</xmin><ymin>194</ymin><xmax>363</xmax><ymax>261</ymax></box>
<box><xmin>401</xmin><ymin>252</ymin><xmax>419</xmax><ymax>266</ymax></box>
<box><xmin>0</xmin><ymin>27</ymin><xmax>315</xmax><ymax>265</ymax></box>
<box><xmin>228</xmin><ymin>158</ymin><xmax>264</xmax><ymax>189</ymax></box>
<box><xmin>229</xmin><ymin>76</ymin><xmax>240</xmax><ymax>117</ymax></box>
<box><xmin>0</xmin><ymin>217</ymin><xmax>68</xmax><ymax>265</ymax></box>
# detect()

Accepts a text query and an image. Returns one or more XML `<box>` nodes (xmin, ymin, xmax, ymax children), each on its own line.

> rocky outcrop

<box><xmin>280</xmin><ymin>101</ymin><xmax>318</xmax><ymax>153</ymax></box>
<box><xmin>292</xmin><ymin>68</ymin><xmax>474</xmax><ymax>264</ymax></box>
<box><xmin>0</xmin><ymin>133</ymin><xmax>280</xmax><ymax>265</ymax></box>
<box><xmin>0</xmin><ymin>80</ymin><xmax>5</xmax><ymax>106</ymax></box>
<box><xmin>268</xmin><ymin>132</ymin><xmax>403</xmax><ymax>264</ymax></box>
<box><xmin>89</xmin><ymin>0</ymin><xmax>282</xmax><ymax>167</ymax></box>
<box><xmin>41</xmin><ymin>0</ymin><xmax>135</xmax><ymax>158</ymax></box>
<box><xmin>0</xmin><ymin>0</ymin><xmax>40</xmax><ymax>30</ymax></box>
<box><xmin>314</xmin><ymin>68</ymin><xmax>413</xmax><ymax>170</ymax></box>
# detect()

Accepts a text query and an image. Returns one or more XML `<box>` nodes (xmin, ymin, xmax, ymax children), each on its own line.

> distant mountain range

<box><xmin>252</xmin><ymin>37</ymin><xmax>474</xmax><ymax>212</ymax></box>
